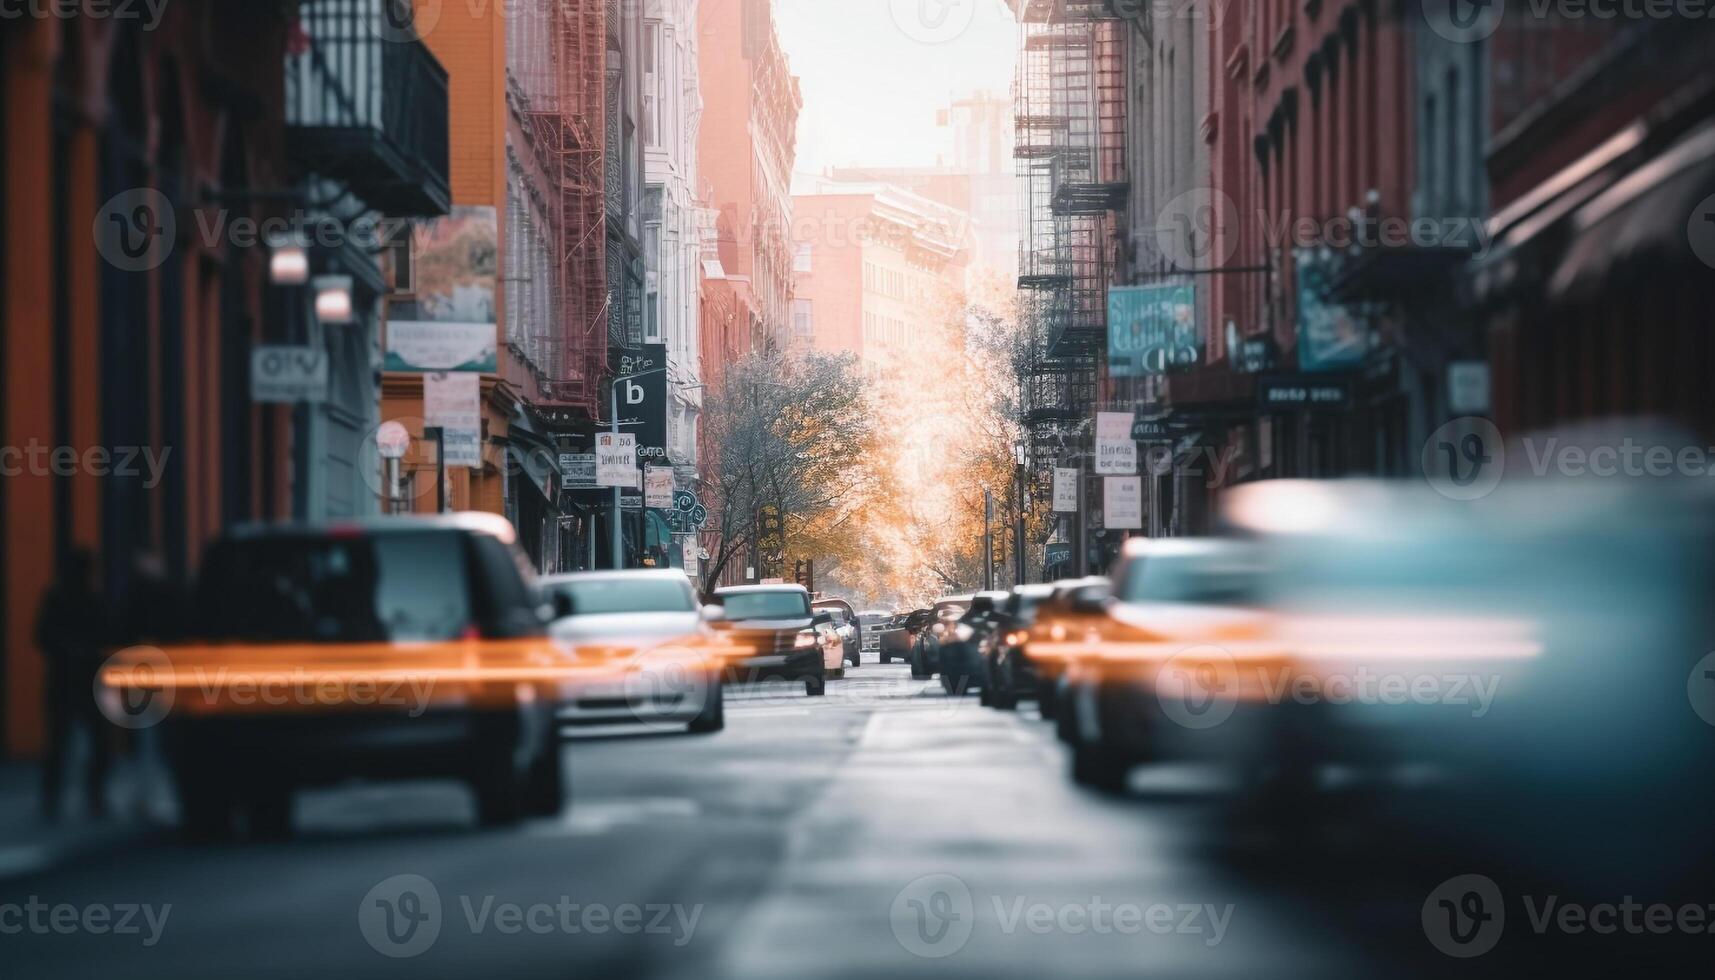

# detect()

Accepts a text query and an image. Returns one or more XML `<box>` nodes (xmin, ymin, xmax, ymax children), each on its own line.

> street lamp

<box><xmin>313</xmin><ymin>275</ymin><xmax>354</xmax><ymax>325</ymax></box>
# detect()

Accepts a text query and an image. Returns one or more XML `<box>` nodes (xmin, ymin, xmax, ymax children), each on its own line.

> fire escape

<box><xmin>1012</xmin><ymin>0</ymin><xmax>1128</xmax><ymax>500</ymax></box>
<box><xmin>520</xmin><ymin>0</ymin><xmax>611</xmax><ymax>416</ymax></box>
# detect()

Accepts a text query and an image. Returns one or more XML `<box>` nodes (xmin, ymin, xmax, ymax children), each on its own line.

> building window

<box><xmin>794</xmin><ymin>242</ymin><xmax>813</xmax><ymax>273</ymax></box>
<box><xmin>793</xmin><ymin>299</ymin><xmax>813</xmax><ymax>337</ymax></box>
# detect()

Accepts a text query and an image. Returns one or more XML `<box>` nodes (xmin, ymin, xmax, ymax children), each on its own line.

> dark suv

<box><xmin>115</xmin><ymin>515</ymin><xmax>564</xmax><ymax>839</ymax></box>
<box><xmin>712</xmin><ymin>585</ymin><xmax>836</xmax><ymax>696</ymax></box>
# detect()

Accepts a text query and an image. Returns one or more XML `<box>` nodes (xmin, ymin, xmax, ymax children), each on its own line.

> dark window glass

<box><xmin>196</xmin><ymin>533</ymin><xmax>473</xmax><ymax>643</ymax></box>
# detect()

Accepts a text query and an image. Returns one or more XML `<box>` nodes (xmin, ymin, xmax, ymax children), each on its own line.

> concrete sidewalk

<box><xmin>0</xmin><ymin>751</ymin><xmax>173</xmax><ymax>880</ymax></box>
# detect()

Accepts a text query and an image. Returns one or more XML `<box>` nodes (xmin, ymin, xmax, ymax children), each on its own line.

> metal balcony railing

<box><xmin>287</xmin><ymin>0</ymin><xmax>451</xmax><ymax>217</ymax></box>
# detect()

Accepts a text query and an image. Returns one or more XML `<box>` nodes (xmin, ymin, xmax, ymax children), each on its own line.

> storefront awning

<box><xmin>507</xmin><ymin>445</ymin><xmax>558</xmax><ymax>506</ymax></box>
<box><xmin>1546</xmin><ymin>120</ymin><xmax>1715</xmax><ymax>302</ymax></box>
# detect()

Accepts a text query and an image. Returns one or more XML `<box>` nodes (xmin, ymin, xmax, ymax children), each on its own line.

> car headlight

<box><xmin>952</xmin><ymin>624</ymin><xmax>974</xmax><ymax>642</ymax></box>
<box><xmin>1006</xmin><ymin>630</ymin><xmax>1028</xmax><ymax>647</ymax></box>
<box><xmin>794</xmin><ymin>630</ymin><xmax>819</xmax><ymax>649</ymax></box>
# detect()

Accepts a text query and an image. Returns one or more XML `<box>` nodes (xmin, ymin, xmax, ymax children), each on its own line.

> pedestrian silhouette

<box><xmin>37</xmin><ymin>549</ymin><xmax>113</xmax><ymax>821</ymax></box>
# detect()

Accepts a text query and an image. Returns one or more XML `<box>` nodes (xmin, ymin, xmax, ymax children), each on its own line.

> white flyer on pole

<box><xmin>595</xmin><ymin>433</ymin><xmax>639</xmax><ymax>488</ymax></box>
<box><xmin>1104</xmin><ymin>476</ymin><xmax>1144</xmax><ymax>530</ymax></box>
<box><xmin>1095</xmin><ymin>412</ymin><xmax>1138</xmax><ymax>475</ymax></box>
<box><xmin>423</xmin><ymin>371</ymin><xmax>482</xmax><ymax>468</ymax></box>
<box><xmin>1053</xmin><ymin>468</ymin><xmax>1079</xmax><ymax>513</ymax></box>
<box><xmin>644</xmin><ymin>465</ymin><xmax>675</xmax><ymax>509</ymax></box>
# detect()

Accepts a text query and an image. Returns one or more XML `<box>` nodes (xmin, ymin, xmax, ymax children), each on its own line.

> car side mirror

<box><xmin>700</xmin><ymin>604</ymin><xmax>725</xmax><ymax>623</ymax></box>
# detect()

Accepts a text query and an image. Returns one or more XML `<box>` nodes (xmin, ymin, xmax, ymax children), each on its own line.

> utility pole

<box><xmin>983</xmin><ymin>489</ymin><xmax>995</xmax><ymax>591</ymax></box>
<box><xmin>609</xmin><ymin>365</ymin><xmax>669</xmax><ymax>570</ymax></box>
<box><xmin>1014</xmin><ymin>445</ymin><xmax>1027</xmax><ymax>586</ymax></box>
<box><xmin>1073</xmin><ymin>455</ymin><xmax>1088</xmax><ymax>578</ymax></box>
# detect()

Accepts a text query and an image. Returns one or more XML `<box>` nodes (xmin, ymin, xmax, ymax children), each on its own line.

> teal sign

<box><xmin>1295</xmin><ymin>253</ymin><xmax>1366</xmax><ymax>372</ymax></box>
<box><xmin>1108</xmin><ymin>284</ymin><xmax>1199</xmax><ymax>377</ymax></box>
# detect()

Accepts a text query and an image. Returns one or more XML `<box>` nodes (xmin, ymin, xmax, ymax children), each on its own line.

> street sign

<box><xmin>595</xmin><ymin>433</ymin><xmax>639</xmax><ymax>487</ymax></box>
<box><xmin>1105</xmin><ymin>477</ymin><xmax>1144</xmax><ymax>530</ymax></box>
<box><xmin>1095</xmin><ymin>412</ymin><xmax>1137</xmax><ymax>475</ymax></box>
<box><xmin>559</xmin><ymin>453</ymin><xmax>596</xmax><ymax>489</ymax></box>
<box><xmin>1131</xmin><ymin>415</ymin><xmax>1176</xmax><ymax>443</ymax></box>
<box><xmin>1053</xmin><ymin>468</ymin><xmax>1079</xmax><ymax>513</ymax></box>
<box><xmin>644</xmin><ymin>465</ymin><xmax>675</xmax><ymax>508</ymax></box>
<box><xmin>1258</xmin><ymin>375</ymin><xmax>1353</xmax><ymax>411</ymax></box>
<box><xmin>682</xmin><ymin>535</ymin><xmax>699</xmax><ymax>575</ymax></box>
<box><xmin>251</xmin><ymin>346</ymin><xmax>328</xmax><ymax>404</ymax></box>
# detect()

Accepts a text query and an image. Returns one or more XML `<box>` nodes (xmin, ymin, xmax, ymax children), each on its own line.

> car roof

<box><xmin>716</xmin><ymin>584</ymin><xmax>810</xmax><ymax>595</ymax></box>
<box><xmin>934</xmin><ymin>595</ymin><xmax>974</xmax><ymax>604</ymax></box>
<box><xmin>223</xmin><ymin>513</ymin><xmax>518</xmax><ymax>545</ymax></box>
<box><xmin>1012</xmin><ymin>585</ymin><xmax>1056</xmax><ymax>599</ymax></box>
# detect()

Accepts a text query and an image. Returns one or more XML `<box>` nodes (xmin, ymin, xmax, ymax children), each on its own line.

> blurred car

<box><xmin>883</xmin><ymin>608</ymin><xmax>931</xmax><ymax>664</ymax></box>
<box><xmin>936</xmin><ymin>591</ymin><xmax>1010</xmax><ymax>695</ymax></box>
<box><xmin>814</xmin><ymin>597</ymin><xmax>862</xmax><ymax>663</ymax></box>
<box><xmin>1019</xmin><ymin>578</ymin><xmax>1111</xmax><ymax>721</ymax></box>
<box><xmin>1058</xmin><ymin>539</ymin><xmax>1270</xmax><ymax>791</ymax></box>
<box><xmin>816</xmin><ymin>605</ymin><xmax>860</xmax><ymax>669</ymax></box>
<box><xmin>540</xmin><ymin>570</ymin><xmax>725</xmax><ymax>734</ymax></box>
<box><xmin>713</xmin><ymin>584</ymin><xmax>842</xmax><ymax>696</ymax></box>
<box><xmin>857</xmin><ymin>609</ymin><xmax>894</xmax><ymax>660</ymax></box>
<box><xmin>99</xmin><ymin>515</ymin><xmax>565</xmax><ymax>839</ymax></box>
<box><xmin>979</xmin><ymin>584</ymin><xmax>1057</xmax><ymax>709</ymax></box>
<box><xmin>910</xmin><ymin>595</ymin><xmax>971</xmax><ymax>679</ymax></box>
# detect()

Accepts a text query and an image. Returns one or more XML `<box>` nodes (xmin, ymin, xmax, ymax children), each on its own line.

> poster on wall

<box><xmin>424</xmin><ymin>372</ymin><xmax>482</xmax><ymax>468</ymax></box>
<box><xmin>644</xmin><ymin>466</ymin><xmax>675</xmax><ymax>509</ymax></box>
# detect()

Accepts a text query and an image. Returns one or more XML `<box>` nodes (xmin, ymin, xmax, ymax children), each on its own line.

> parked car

<box><xmin>816</xmin><ymin>605</ymin><xmax>860</xmax><ymax>669</ymax></box>
<box><xmin>936</xmin><ymin>591</ymin><xmax>1010</xmax><ymax>695</ymax></box>
<box><xmin>813</xmin><ymin>597</ymin><xmax>862</xmax><ymax>663</ymax></box>
<box><xmin>712</xmin><ymin>584</ymin><xmax>842</xmax><ymax>696</ymax></box>
<box><xmin>910</xmin><ymin>596</ymin><xmax>971</xmax><ymax>679</ymax></box>
<box><xmin>1020</xmin><ymin>578</ymin><xmax>1112</xmax><ymax>721</ymax></box>
<box><xmin>882</xmin><ymin>609</ymin><xmax>930</xmax><ymax>664</ymax></box>
<box><xmin>979</xmin><ymin>584</ymin><xmax>1057</xmax><ymax>709</ymax></box>
<box><xmin>539</xmin><ymin>569</ymin><xmax>725</xmax><ymax>734</ymax></box>
<box><xmin>857</xmin><ymin>609</ymin><xmax>894</xmax><ymax>660</ymax></box>
<box><xmin>99</xmin><ymin>515</ymin><xmax>565</xmax><ymax>839</ymax></box>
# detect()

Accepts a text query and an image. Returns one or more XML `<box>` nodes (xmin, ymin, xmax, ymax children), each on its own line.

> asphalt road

<box><xmin>0</xmin><ymin>662</ymin><xmax>1684</xmax><ymax>978</ymax></box>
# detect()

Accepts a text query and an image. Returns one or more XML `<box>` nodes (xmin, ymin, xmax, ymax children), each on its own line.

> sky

<box><xmin>775</xmin><ymin>0</ymin><xmax>1018</xmax><ymax>187</ymax></box>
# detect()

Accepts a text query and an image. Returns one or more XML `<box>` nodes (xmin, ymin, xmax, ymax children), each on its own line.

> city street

<box><xmin>3</xmin><ymin>663</ymin><xmax>1650</xmax><ymax>979</ymax></box>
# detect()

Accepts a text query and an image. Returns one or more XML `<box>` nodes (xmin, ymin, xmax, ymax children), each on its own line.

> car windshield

<box><xmin>195</xmin><ymin>532</ymin><xmax>473</xmax><ymax>643</ymax></box>
<box><xmin>547</xmin><ymin>577</ymin><xmax>695</xmax><ymax>615</ymax></box>
<box><xmin>1121</xmin><ymin>555</ymin><xmax>1261</xmax><ymax>606</ymax></box>
<box><xmin>721</xmin><ymin>591</ymin><xmax>811</xmax><ymax>620</ymax></box>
